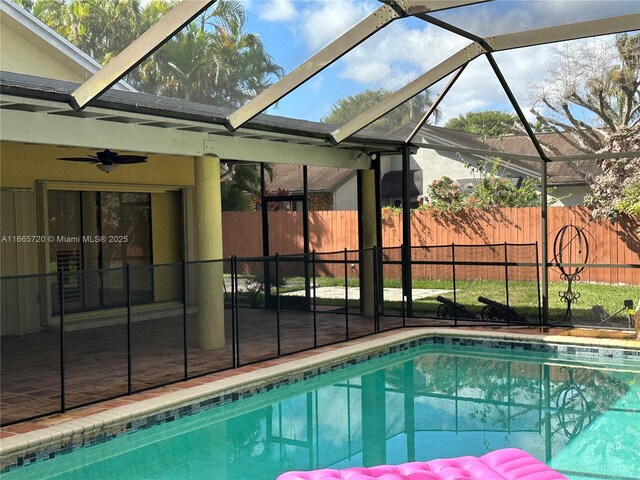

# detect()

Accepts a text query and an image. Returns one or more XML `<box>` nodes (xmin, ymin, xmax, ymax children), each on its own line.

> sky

<box><xmin>228</xmin><ymin>0</ymin><xmax>640</xmax><ymax>126</ymax></box>
<box><xmin>129</xmin><ymin>0</ymin><xmax>639</xmax><ymax>127</ymax></box>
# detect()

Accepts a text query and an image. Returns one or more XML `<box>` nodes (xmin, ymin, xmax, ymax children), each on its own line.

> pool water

<box><xmin>5</xmin><ymin>344</ymin><xmax>640</xmax><ymax>480</ymax></box>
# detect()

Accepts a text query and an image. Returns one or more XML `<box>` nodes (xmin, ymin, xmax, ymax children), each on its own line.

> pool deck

<box><xmin>1</xmin><ymin>326</ymin><xmax>639</xmax><ymax>470</ymax></box>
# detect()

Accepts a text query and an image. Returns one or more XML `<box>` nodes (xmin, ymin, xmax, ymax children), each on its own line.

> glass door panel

<box><xmin>99</xmin><ymin>192</ymin><xmax>153</xmax><ymax>305</ymax></box>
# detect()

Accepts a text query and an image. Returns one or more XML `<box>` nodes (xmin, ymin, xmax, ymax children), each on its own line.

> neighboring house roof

<box><xmin>265</xmin><ymin>164</ymin><xmax>354</xmax><ymax>193</ymax></box>
<box><xmin>0</xmin><ymin>0</ymin><xmax>134</xmax><ymax>90</ymax></box>
<box><xmin>414</xmin><ymin>124</ymin><xmax>494</xmax><ymax>152</ymax></box>
<box><xmin>485</xmin><ymin>132</ymin><xmax>584</xmax><ymax>156</ymax></box>
<box><xmin>389</xmin><ymin>122</ymin><xmax>492</xmax><ymax>151</ymax></box>
<box><xmin>485</xmin><ymin>133</ymin><xmax>600</xmax><ymax>185</ymax></box>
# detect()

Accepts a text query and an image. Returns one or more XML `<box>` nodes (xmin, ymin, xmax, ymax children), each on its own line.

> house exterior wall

<box><xmin>0</xmin><ymin>24</ymin><xmax>88</xmax><ymax>82</ymax></box>
<box><xmin>379</xmin><ymin>150</ymin><xmax>479</xmax><ymax>205</ymax></box>
<box><xmin>334</xmin><ymin>174</ymin><xmax>358</xmax><ymax>211</ymax></box>
<box><xmin>413</xmin><ymin>149</ymin><xmax>481</xmax><ymax>193</ymax></box>
<box><xmin>549</xmin><ymin>185</ymin><xmax>590</xmax><ymax>206</ymax></box>
<box><xmin>373</xmin><ymin>147</ymin><xmax>587</xmax><ymax>207</ymax></box>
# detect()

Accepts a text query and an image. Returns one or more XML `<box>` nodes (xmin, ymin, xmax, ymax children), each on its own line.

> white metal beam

<box><xmin>225</xmin><ymin>0</ymin><xmax>489</xmax><ymax>131</ymax></box>
<box><xmin>331</xmin><ymin>13</ymin><xmax>640</xmax><ymax>144</ymax></box>
<box><xmin>331</xmin><ymin>44</ymin><xmax>481</xmax><ymax>144</ymax></box>
<box><xmin>489</xmin><ymin>13</ymin><xmax>640</xmax><ymax>51</ymax></box>
<box><xmin>0</xmin><ymin>108</ymin><xmax>368</xmax><ymax>169</ymax></box>
<box><xmin>70</xmin><ymin>0</ymin><xmax>217</xmax><ymax>110</ymax></box>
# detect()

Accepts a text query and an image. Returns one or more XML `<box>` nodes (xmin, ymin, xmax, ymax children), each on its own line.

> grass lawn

<box><xmin>232</xmin><ymin>273</ymin><xmax>638</xmax><ymax>325</ymax></box>
<box><xmin>315</xmin><ymin>277</ymin><xmax>638</xmax><ymax>323</ymax></box>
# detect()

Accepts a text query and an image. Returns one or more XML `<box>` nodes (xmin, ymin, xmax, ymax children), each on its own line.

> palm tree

<box><xmin>29</xmin><ymin>0</ymin><xmax>143</xmax><ymax>66</ymax></box>
<box><xmin>139</xmin><ymin>1</ymin><xmax>283</xmax><ymax>107</ymax></box>
<box><xmin>204</xmin><ymin>10</ymin><xmax>284</xmax><ymax>107</ymax></box>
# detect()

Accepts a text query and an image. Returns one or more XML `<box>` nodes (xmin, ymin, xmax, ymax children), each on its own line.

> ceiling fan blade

<box><xmin>57</xmin><ymin>157</ymin><xmax>95</xmax><ymax>162</ymax></box>
<box><xmin>113</xmin><ymin>155</ymin><xmax>148</xmax><ymax>164</ymax></box>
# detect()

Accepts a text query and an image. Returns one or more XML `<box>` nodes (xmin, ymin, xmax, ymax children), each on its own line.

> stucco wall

<box><xmin>334</xmin><ymin>174</ymin><xmax>358</xmax><ymax>211</ymax></box>
<box><xmin>0</xmin><ymin>24</ymin><xmax>88</xmax><ymax>82</ymax></box>
<box><xmin>412</xmin><ymin>149</ymin><xmax>480</xmax><ymax>192</ymax></box>
<box><xmin>549</xmin><ymin>185</ymin><xmax>589</xmax><ymax>206</ymax></box>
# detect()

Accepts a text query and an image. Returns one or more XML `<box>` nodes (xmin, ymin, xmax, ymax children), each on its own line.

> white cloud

<box><xmin>258</xmin><ymin>0</ymin><xmax>297</xmax><ymax>22</ymax></box>
<box><xmin>429</xmin><ymin>45</ymin><xmax>555</xmax><ymax>124</ymax></box>
<box><xmin>297</xmin><ymin>0</ymin><xmax>375</xmax><ymax>51</ymax></box>
<box><xmin>333</xmin><ymin>21</ymin><xmax>469</xmax><ymax>92</ymax></box>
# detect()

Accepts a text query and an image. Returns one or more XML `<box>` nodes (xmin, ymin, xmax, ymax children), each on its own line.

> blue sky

<box><xmin>235</xmin><ymin>0</ymin><xmax>640</xmax><ymax>126</ymax></box>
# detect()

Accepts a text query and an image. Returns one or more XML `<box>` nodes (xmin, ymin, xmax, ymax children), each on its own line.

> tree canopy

<box><xmin>444</xmin><ymin>110</ymin><xmax>519</xmax><ymax>138</ymax></box>
<box><xmin>321</xmin><ymin>88</ymin><xmax>440</xmax><ymax>131</ymax></box>
<box><xmin>585</xmin><ymin>126</ymin><xmax>640</xmax><ymax>223</ymax></box>
<box><xmin>530</xmin><ymin>33</ymin><xmax>640</xmax><ymax>154</ymax></box>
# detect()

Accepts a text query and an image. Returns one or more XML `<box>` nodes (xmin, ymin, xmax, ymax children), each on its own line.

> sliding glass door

<box><xmin>48</xmin><ymin>190</ymin><xmax>153</xmax><ymax>313</ymax></box>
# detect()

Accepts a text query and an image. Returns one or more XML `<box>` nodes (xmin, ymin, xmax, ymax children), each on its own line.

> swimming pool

<box><xmin>4</xmin><ymin>342</ymin><xmax>640</xmax><ymax>480</ymax></box>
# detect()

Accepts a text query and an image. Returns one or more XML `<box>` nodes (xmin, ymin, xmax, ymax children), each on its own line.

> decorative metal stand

<box><xmin>552</xmin><ymin>224</ymin><xmax>590</xmax><ymax>324</ymax></box>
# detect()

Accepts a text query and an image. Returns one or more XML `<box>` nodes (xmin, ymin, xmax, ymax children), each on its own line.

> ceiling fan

<box><xmin>57</xmin><ymin>149</ymin><xmax>147</xmax><ymax>173</ymax></box>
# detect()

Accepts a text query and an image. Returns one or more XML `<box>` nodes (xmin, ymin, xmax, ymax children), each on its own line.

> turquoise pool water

<box><xmin>5</xmin><ymin>344</ymin><xmax>640</xmax><ymax>480</ymax></box>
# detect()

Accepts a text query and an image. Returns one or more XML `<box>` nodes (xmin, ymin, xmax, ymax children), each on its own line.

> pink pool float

<box><xmin>277</xmin><ymin>448</ymin><xmax>567</xmax><ymax>480</ymax></box>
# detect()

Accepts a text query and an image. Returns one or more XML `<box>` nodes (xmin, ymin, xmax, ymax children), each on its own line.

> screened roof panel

<box><xmin>490</xmin><ymin>36</ymin><xmax>640</xmax><ymax>159</ymax></box>
<box><xmin>403</xmin><ymin>56</ymin><xmax>545</xmax><ymax>159</ymax></box>
<box><xmin>427</xmin><ymin>0</ymin><xmax>640</xmax><ymax>39</ymax></box>
<box><xmin>265</xmin><ymin>15</ymin><xmax>471</xmax><ymax>123</ymax></box>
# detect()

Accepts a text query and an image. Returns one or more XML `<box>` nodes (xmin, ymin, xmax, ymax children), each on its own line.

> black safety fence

<box><xmin>381</xmin><ymin>243</ymin><xmax>543</xmax><ymax>327</ymax></box>
<box><xmin>548</xmin><ymin>262</ymin><xmax>639</xmax><ymax>329</ymax></box>
<box><xmin>3</xmin><ymin>243</ymin><xmax>637</xmax><ymax>426</ymax></box>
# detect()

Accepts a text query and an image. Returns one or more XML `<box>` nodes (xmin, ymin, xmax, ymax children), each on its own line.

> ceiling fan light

<box><xmin>97</xmin><ymin>164</ymin><xmax>118</xmax><ymax>173</ymax></box>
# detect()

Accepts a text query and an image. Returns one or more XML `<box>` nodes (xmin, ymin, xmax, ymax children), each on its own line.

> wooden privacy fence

<box><xmin>222</xmin><ymin>207</ymin><xmax>640</xmax><ymax>284</ymax></box>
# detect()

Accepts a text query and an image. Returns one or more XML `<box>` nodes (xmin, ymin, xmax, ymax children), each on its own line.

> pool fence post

<box><xmin>535</xmin><ymin>242</ymin><xmax>542</xmax><ymax>326</ymax></box>
<box><xmin>543</xmin><ymin>365</ymin><xmax>552</xmax><ymax>462</ymax></box>
<box><xmin>373</xmin><ymin>246</ymin><xmax>380</xmax><ymax>334</ymax></box>
<box><xmin>233</xmin><ymin>256</ymin><xmax>240</xmax><ymax>367</ymax></box>
<box><xmin>59</xmin><ymin>266</ymin><xmax>65</xmax><ymax>413</ymax></box>
<box><xmin>182</xmin><ymin>260</ymin><xmax>188</xmax><ymax>379</ymax></box>
<box><xmin>275</xmin><ymin>254</ymin><xmax>281</xmax><ymax>357</ymax></box>
<box><xmin>504</xmin><ymin>242</ymin><xmax>510</xmax><ymax>327</ymax></box>
<box><xmin>452</xmin><ymin>243</ymin><xmax>458</xmax><ymax>327</ymax></box>
<box><xmin>401</xmin><ymin>245</ymin><xmax>406</xmax><ymax>327</ymax></box>
<box><xmin>312</xmin><ymin>251</ymin><xmax>317</xmax><ymax>348</ymax></box>
<box><xmin>230</xmin><ymin>257</ymin><xmax>237</xmax><ymax>369</ymax></box>
<box><xmin>344</xmin><ymin>248</ymin><xmax>349</xmax><ymax>341</ymax></box>
<box><xmin>126</xmin><ymin>264</ymin><xmax>132</xmax><ymax>395</ymax></box>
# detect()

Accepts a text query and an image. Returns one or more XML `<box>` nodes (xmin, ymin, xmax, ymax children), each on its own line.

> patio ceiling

<box><xmin>65</xmin><ymin>0</ymin><xmax>640</xmax><ymax>164</ymax></box>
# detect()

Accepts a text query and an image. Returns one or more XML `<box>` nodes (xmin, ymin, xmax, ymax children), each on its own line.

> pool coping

<box><xmin>2</xmin><ymin>327</ymin><xmax>640</xmax><ymax>471</ymax></box>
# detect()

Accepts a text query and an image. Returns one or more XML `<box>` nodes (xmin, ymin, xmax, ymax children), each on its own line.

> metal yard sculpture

<box><xmin>552</xmin><ymin>224</ymin><xmax>591</xmax><ymax>324</ymax></box>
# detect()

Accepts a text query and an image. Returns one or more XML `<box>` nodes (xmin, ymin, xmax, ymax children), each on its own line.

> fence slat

<box><xmin>223</xmin><ymin>208</ymin><xmax>639</xmax><ymax>284</ymax></box>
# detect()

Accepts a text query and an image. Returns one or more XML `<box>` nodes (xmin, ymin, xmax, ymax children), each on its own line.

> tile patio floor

<box><xmin>1</xmin><ymin>304</ymin><xmax>413</xmax><ymax>426</ymax></box>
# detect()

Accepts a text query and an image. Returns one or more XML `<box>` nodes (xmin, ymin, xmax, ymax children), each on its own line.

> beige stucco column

<box><xmin>195</xmin><ymin>155</ymin><xmax>225</xmax><ymax>349</ymax></box>
<box><xmin>361</xmin><ymin>169</ymin><xmax>377</xmax><ymax>316</ymax></box>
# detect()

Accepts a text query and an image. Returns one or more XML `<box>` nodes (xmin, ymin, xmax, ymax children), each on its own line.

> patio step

<box><xmin>44</xmin><ymin>301</ymin><xmax>197</xmax><ymax>331</ymax></box>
